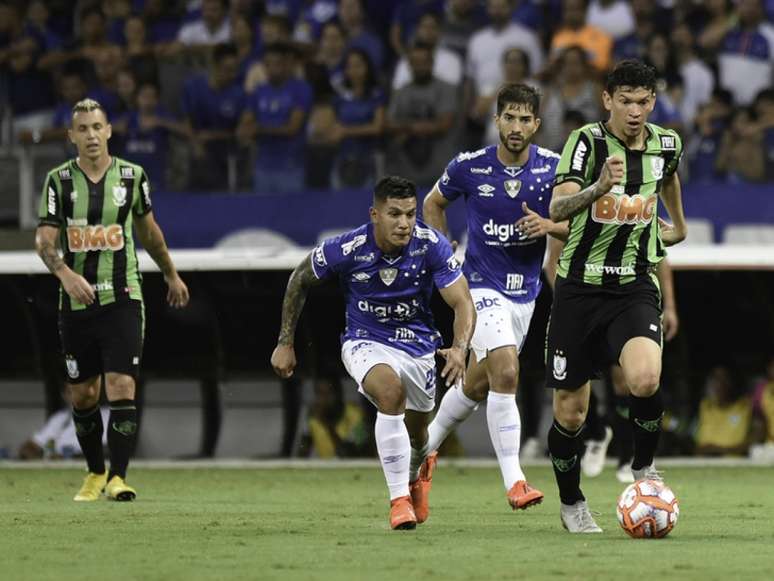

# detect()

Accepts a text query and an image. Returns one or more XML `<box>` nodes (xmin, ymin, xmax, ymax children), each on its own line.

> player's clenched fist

<box><xmin>597</xmin><ymin>155</ymin><xmax>625</xmax><ymax>194</ymax></box>
<box><xmin>271</xmin><ymin>344</ymin><xmax>297</xmax><ymax>378</ymax></box>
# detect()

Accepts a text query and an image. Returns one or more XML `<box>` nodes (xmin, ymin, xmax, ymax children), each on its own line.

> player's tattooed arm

<box><xmin>550</xmin><ymin>156</ymin><xmax>624</xmax><ymax>222</ymax></box>
<box><xmin>277</xmin><ymin>254</ymin><xmax>325</xmax><ymax>346</ymax></box>
<box><xmin>35</xmin><ymin>226</ymin><xmax>65</xmax><ymax>273</ymax></box>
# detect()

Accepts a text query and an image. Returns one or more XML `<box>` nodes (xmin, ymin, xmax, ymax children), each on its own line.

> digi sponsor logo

<box><xmin>67</xmin><ymin>224</ymin><xmax>124</xmax><ymax>251</ymax></box>
<box><xmin>357</xmin><ymin>299</ymin><xmax>418</xmax><ymax>322</ymax></box>
<box><xmin>483</xmin><ymin>219</ymin><xmax>524</xmax><ymax>243</ymax></box>
<box><xmin>571</xmin><ymin>140</ymin><xmax>587</xmax><ymax>172</ymax></box>
<box><xmin>474</xmin><ymin>296</ymin><xmax>501</xmax><ymax>311</ymax></box>
<box><xmin>592</xmin><ymin>194</ymin><xmax>656</xmax><ymax>225</ymax></box>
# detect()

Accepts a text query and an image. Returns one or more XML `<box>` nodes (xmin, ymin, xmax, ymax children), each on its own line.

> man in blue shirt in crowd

<box><xmin>271</xmin><ymin>176</ymin><xmax>475</xmax><ymax>530</ymax></box>
<box><xmin>182</xmin><ymin>42</ymin><xmax>245</xmax><ymax>190</ymax></box>
<box><xmin>423</xmin><ymin>83</ymin><xmax>568</xmax><ymax>511</ymax></box>
<box><xmin>237</xmin><ymin>41</ymin><xmax>313</xmax><ymax>193</ymax></box>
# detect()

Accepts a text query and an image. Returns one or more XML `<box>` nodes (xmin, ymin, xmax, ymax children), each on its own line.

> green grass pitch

<box><xmin>1</xmin><ymin>465</ymin><xmax>772</xmax><ymax>581</ymax></box>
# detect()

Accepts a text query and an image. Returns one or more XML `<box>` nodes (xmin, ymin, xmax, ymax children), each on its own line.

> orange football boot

<box><xmin>507</xmin><ymin>480</ymin><xmax>544</xmax><ymax>510</ymax></box>
<box><xmin>409</xmin><ymin>451</ymin><xmax>438</xmax><ymax>524</ymax></box>
<box><xmin>389</xmin><ymin>495</ymin><xmax>417</xmax><ymax>530</ymax></box>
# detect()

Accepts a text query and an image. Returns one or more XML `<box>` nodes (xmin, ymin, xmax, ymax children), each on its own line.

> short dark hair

<box><xmin>605</xmin><ymin>60</ymin><xmax>657</xmax><ymax>95</ymax></box>
<box><xmin>373</xmin><ymin>176</ymin><xmax>416</xmax><ymax>203</ymax></box>
<box><xmin>496</xmin><ymin>83</ymin><xmax>541</xmax><ymax>116</ymax></box>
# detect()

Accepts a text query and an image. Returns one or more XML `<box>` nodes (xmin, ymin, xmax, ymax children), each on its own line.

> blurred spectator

<box><xmin>339</xmin><ymin>0</ymin><xmax>384</xmax><ymax>71</ymax></box>
<box><xmin>612</xmin><ymin>0</ymin><xmax>655</xmax><ymax>61</ymax></box>
<box><xmin>466</xmin><ymin>0</ymin><xmax>544</xmax><ymax>98</ymax></box>
<box><xmin>90</xmin><ymin>45</ymin><xmax>127</xmax><ymax>120</ymax></box>
<box><xmin>18</xmin><ymin>388</ymin><xmax>108</xmax><ymax>460</ymax></box>
<box><xmin>23</xmin><ymin>0</ymin><xmax>63</xmax><ymax>53</ymax></box>
<box><xmin>687</xmin><ymin>89</ymin><xmax>733</xmax><ymax>183</ymax></box>
<box><xmin>305</xmin><ymin>20</ymin><xmax>347</xmax><ymax>96</ymax></box>
<box><xmin>586</xmin><ymin>0</ymin><xmax>635</xmax><ymax>41</ymax></box>
<box><xmin>177</xmin><ymin>0</ymin><xmax>232</xmax><ymax>47</ymax></box>
<box><xmin>717</xmin><ymin>0</ymin><xmax>774</xmax><ymax>105</ymax></box>
<box><xmin>694</xmin><ymin>365</ymin><xmax>752</xmax><ymax>457</ymax></box>
<box><xmin>103</xmin><ymin>0</ymin><xmax>133</xmax><ymax>45</ymax></box>
<box><xmin>297</xmin><ymin>373</ymin><xmax>370</xmax><ymax>458</ymax></box>
<box><xmin>142</xmin><ymin>0</ymin><xmax>182</xmax><ymax>45</ymax></box>
<box><xmin>311</xmin><ymin>48</ymin><xmax>385</xmax><ymax>189</ymax></box>
<box><xmin>264</xmin><ymin>0</ymin><xmax>304</xmax><ymax>23</ymax></box>
<box><xmin>751</xmin><ymin>88</ymin><xmax>774</xmax><ymax>181</ymax></box>
<box><xmin>390</xmin><ymin>0</ymin><xmax>445</xmax><ymax>57</ymax></box>
<box><xmin>182</xmin><ymin>43</ymin><xmax>246</xmax><ymax>190</ymax></box>
<box><xmin>644</xmin><ymin>34</ymin><xmax>684</xmax><ymax>133</ymax></box>
<box><xmin>440</xmin><ymin>0</ymin><xmax>489</xmax><ymax>59</ymax></box>
<box><xmin>123</xmin><ymin>14</ymin><xmax>159</xmax><ymax>86</ymax></box>
<box><xmin>752</xmin><ymin>357</ymin><xmax>774</xmax><ymax>444</ymax></box>
<box><xmin>17</xmin><ymin>66</ymin><xmax>87</xmax><ymax>146</ymax></box>
<box><xmin>715</xmin><ymin>106</ymin><xmax>767</xmax><ymax>183</ymax></box>
<box><xmin>238</xmin><ymin>42</ymin><xmax>313</xmax><ymax>193</ymax></box>
<box><xmin>539</xmin><ymin>45</ymin><xmax>602</xmax><ymax>153</ymax></box>
<box><xmin>672</xmin><ymin>22</ymin><xmax>715</xmax><ymax>127</ymax></box>
<box><xmin>550</xmin><ymin>0</ymin><xmax>613</xmax><ymax>74</ymax></box>
<box><xmin>243</xmin><ymin>14</ymin><xmax>292</xmax><ymax>92</ymax></box>
<box><xmin>70</xmin><ymin>5</ymin><xmax>114</xmax><ymax>65</ymax></box>
<box><xmin>392</xmin><ymin>12</ymin><xmax>462</xmax><ymax>91</ymax></box>
<box><xmin>697</xmin><ymin>0</ymin><xmax>738</xmax><ymax>59</ymax></box>
<box><xmin>292</xmin><ymin>0</ymin><xmax>338</xmax><ymax>45</ymax></box>
<box><xmin>115</xmin><ymin>82</ymin><xmax>190</xmax><ymax>190</ymax></box>
<box><xmin>479</xmin><ymin>48</ymin><xmax>536</xmax><ymax>144</ymax></box>
<box><xmin>386</xmin><ymin>42</ymin><xmax>456</xmax><ymax>187</ymax></box>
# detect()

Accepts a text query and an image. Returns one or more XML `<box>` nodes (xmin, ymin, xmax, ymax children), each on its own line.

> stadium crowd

<box><xmin>2</xmin><ymin>0</ymin><xmax>773</xmax><ymax>192</ymax></box>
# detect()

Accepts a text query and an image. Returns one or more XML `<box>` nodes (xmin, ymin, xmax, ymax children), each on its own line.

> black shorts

<box><xmin>58</xmin><ymin>299</ymin><xmax>144</xmax><ymax>383</ymax></box>
<box><xmin>545</xmin><ymin>276</ymin><xmax>662</xmax><ymax>391</ymax></box>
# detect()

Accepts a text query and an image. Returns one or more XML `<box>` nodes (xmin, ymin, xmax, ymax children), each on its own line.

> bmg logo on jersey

<box><xmin>67</xmin><ymin>224</ymin><xmax>124</xmax><ymax>251</ymax></box>
<box><xmin>357</xmin><ymin>299</ymin><xmax>418</xmax><ymax>322</ymax></box>
<box><xmin>592</xmin><ymin>193</ymin><xmax>656</xmax><ymax>225</ymax></box>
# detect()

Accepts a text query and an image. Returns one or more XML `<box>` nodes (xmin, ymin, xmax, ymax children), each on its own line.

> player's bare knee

<box><xmin>374</xmin><ymin>381</ymin><xmax>406</xmax><ymax>414</ymax></box>
<box><xmin>106</xmin><ymin>374</ymin><xmax>135</xmax><ymax>400</ymax></box>
<box><xmin>489</xmin><ymin>366</ymin><xmax>518</xmax><ymax>394</ymax></box>
<box><xmin>554</xmin><ymin>394</ymin><xmax>587</xmax><ymax>431</ymax></box>
<box><xmin>463</xmin><ymin>379</ymin><xmax>488</xmax><ymax>402</ymax></box>
<box><xmin>628</xmin><ymin>371</ymin><xmax>660</xmax><ymax>397</ymax></box>
<box><xmin>70</xmin><ymin>378</ymin><xmax>100</xmax><ymax>408</ymax></box>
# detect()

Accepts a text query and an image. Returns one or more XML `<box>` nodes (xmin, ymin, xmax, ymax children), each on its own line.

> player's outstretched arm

<box><xmin>134</xmin><ymin>212</ymin><xmax>189</xmax><ymax>308</ymax></box>
<box><xmin>437</xmin><ymin>276</ymin><xmax>476</xmax><ymax>387</ymax></box>
<box><xmin>271</xmin><ymin>254</ymin><xmax>326</xmax><ymax>379</ymax></box>
<box><xmin>422</xmin><ymin>185</ymin><xmax>453</xmax><ymax>239</ymax></box>
<box><xmin>657</xmin><ymin>173</ymin><xmax>687</xmax><ymax>247</ymax></box>
<box><xmin>35</xmin><ymin>225</ymin><xmax>95</xmax><ymax>305</ymax></box>
<box><xmin>549</xmin><ymin>155</ymin><xmax>624</xmax><ymax>222</ymax></box>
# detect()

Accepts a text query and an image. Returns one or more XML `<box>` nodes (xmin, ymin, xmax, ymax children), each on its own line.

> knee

<box><xmin>374</xmin><ymin>380</ymin><xmax>406</xmax><ymax>414</ymax></box>
<box><xmin>463</xmin><ymin>377</ymin><xmax>489</xmax><ymax>402</ymax></box>
<box><xmin>627</xmin><ymin>371</ymin><xmax>660</xmax><ymax>397</ymax></box>
<box><xmin>70</xmin><ymin>383</ymin><xmax>99</xmax><ymax>409</ymax></box>
<box><xmin>490</xmin><ymin>366</ymin><xmax>518</xmax><ymax>394</ymax></box>
<box><xmin>107</xmin><ymin>374</ymin><xmax>136</xmax><ymax>400</ymax></box>
<box><xmin>554</xmin><ymin>400</ymin><xmax>587</xmax><ymax>432</ymax></box>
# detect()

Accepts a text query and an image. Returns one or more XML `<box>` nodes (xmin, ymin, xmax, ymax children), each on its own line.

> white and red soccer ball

<box><xmin>616</xmin><ymin>479</ymin><xmax>679</xmax><ymax>538</ymax></box>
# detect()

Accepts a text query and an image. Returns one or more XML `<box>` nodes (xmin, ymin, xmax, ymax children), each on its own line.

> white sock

<box><xmin>409</xmin><ymin>440</ymin><xmax>430</xmax><ymax>483</ymax></box>
<box><xmin>487</xmin><ymin>391</ymin><xmax>526</xmax><ymax>489</ymax></box>
<box><xmin>375</xmin><ymin>412</ymin><xmax>411</xmax><ymax>500</ymax></box>
<box><xmin>426</xmin><ymin>386</ymin><xmax>479</xmax><ymax>454</ymax></box>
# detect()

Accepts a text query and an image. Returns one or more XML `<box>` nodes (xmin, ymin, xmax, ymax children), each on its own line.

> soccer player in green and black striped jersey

<box><xmin>543</xmin><ymin>61</ymin><xmax>688</xmax><ymax>533</ymax></box>
<box><xmin>35</xmin><ymin>98</ymin><xmax>189</xmax><ymax>502</ymax></box>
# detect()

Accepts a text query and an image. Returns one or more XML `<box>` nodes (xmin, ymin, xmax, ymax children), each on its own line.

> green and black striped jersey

<box><xmin>553</xmin><ymin>121</ymin><xmax>683</xmax><ymax>288</ymax></box>
<box><xmin>38</xmin><ymin>157</ymin><xmax>152</xmax><ymax>312</ymax></box>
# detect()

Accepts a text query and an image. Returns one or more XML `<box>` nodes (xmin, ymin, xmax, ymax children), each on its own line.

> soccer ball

<box><xmin>616</xmin><ymin>479</ymin><xmax>679</xmax><ymax>538</ymax></box>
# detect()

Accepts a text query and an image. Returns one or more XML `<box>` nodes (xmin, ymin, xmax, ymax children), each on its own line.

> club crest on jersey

<box><xmin>650</xmin><ymin>156</ymin><xmax>664</xmax><ymax>180</ymax></box>
<box><xmin>112</xmin><ymin>183</ymin><xmax>128</xmax><ymax>207</ymax></box>
<box><xmin>65</xmin><ymin>355</ymin><xmax>79</xmax><ymax>379</ymax></box>
<box><xmin>552</xmin><ymin>350</ymin><xmax>567</xmax><ymax>381</ymax></box>
<box><xmin>379</xmin><ymin>268</ymin><xmax>398</xmax><ymax>286</ymax></box>
<box><xmin>504</xmin><ymin>179</ymin><xmax>521</xmax><ymax>198</ymax></box>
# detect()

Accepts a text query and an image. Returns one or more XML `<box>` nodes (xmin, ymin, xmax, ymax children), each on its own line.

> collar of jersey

<box><xmin>72</xmin><ymin>156</ymin><xmax>116</xmax><ymax>186</ymax></box>
<box><xmin>493</xmin><ymin>143</ymin><xmax>533</xmax><ymax>175</ymax></box>
<box><xmin>367</xmin><ymin>222</ymin><xmax>410</xmax><ymax>264</ymax></box>
<box><xmin>599</xmin><ymin>122</ymin><xmax>657</xmax><ymax>153</ymax></box>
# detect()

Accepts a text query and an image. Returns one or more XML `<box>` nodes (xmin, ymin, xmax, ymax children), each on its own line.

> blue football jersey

<box><xmin>311</xmin><ymin>220</ymin><xmax>462</xmax><ymax>357</ymax></box>
<box><xmin>438</xmin><ymin>144</ymin><xmax>560</xmax><ymax>302</ymax></box>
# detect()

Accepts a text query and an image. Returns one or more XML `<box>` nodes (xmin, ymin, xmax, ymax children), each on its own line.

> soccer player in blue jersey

<box><xmin>271</xmin><ymin>176</ymin><xmax>476</xmax><ymax>530</ymax></box>
<box><xmin>422</xmin><ymin>83</ymin><xmax>568</xmax><ymax>511</ymax></box>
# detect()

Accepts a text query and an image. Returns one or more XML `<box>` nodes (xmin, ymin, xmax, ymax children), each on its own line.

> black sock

<box><xmin>548</xmin><ymin>420</ymin><xmax>585</xmax><ymax>505</ymax></box>
<box><xmin>630</xmin><ymin>391</ymin><xmax>663</xmax><ymax>471</ymax></box>
<box><xmin>612</xmin><ymin>394</ymin><xmax>633</xmax><ymax>467</ymax></box>
<box><xmin>107</xmin><ymin>399</ymin><xmax>138</xmax><ymax>480</ymax></box>
<box><xmin>584</xmin><ymin>391</ymin><xmax>606</xmax><ymax>441</ymax></box>
<box><xmin>72</xmin><ymin>405</ymin><xmax>105</xmax><ymax>474</ymax></box>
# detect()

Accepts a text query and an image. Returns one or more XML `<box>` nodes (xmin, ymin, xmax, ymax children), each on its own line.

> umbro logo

<box><xmin>477</xmin><ymin>184</ymin><xmax>495</xmax><ymax>197</ymax></box>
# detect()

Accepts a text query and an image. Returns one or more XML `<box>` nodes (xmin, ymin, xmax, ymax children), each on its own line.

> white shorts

<box><xmin>470</xmin><ymin>288</ymin><xmax>536</xmax><ymax>363</ymax></box>
<box><xmin>341</xmin><ymin>340</ymin><xmax>437</xmax><ymax>413</ymax></box>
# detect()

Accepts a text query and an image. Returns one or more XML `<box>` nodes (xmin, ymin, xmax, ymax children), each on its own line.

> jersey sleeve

<box><xmin>436</xmin><ymin>155</ymin><xmax>467</xmax><ymax>201</ymax></box>
<box><xmin>663</xmin><ymin>130</ymin><xmax>683</xmax><ymax>177</ymax></box>
<box><xmin>310</xmin><ymin>232</ymin><xmax>360</xmax><ymax>280</ymax></box>
<box><xmin>427</xmin><ymin>230</ymin><xmax>463</xmax><ymax>289</ymax></box>
<box><xmin>38</xmin><ymin>172</ymin><xmax>62</xmax><ymax>227</ymax></box>
<box><xmin>133</xmin><ymin>168</ymin><xmax>153</xmax><ymax>216</ymax></box>
<box><xmin>553</xmin><ymin>129</ymin><xmax>596</xmax><ymax>187</ymax></box>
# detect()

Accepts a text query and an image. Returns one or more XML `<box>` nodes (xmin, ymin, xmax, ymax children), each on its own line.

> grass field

<box><xmin>1</xmin><ymin>464</ymin><xmax>772</xmax><ymax>581</ymax></box>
